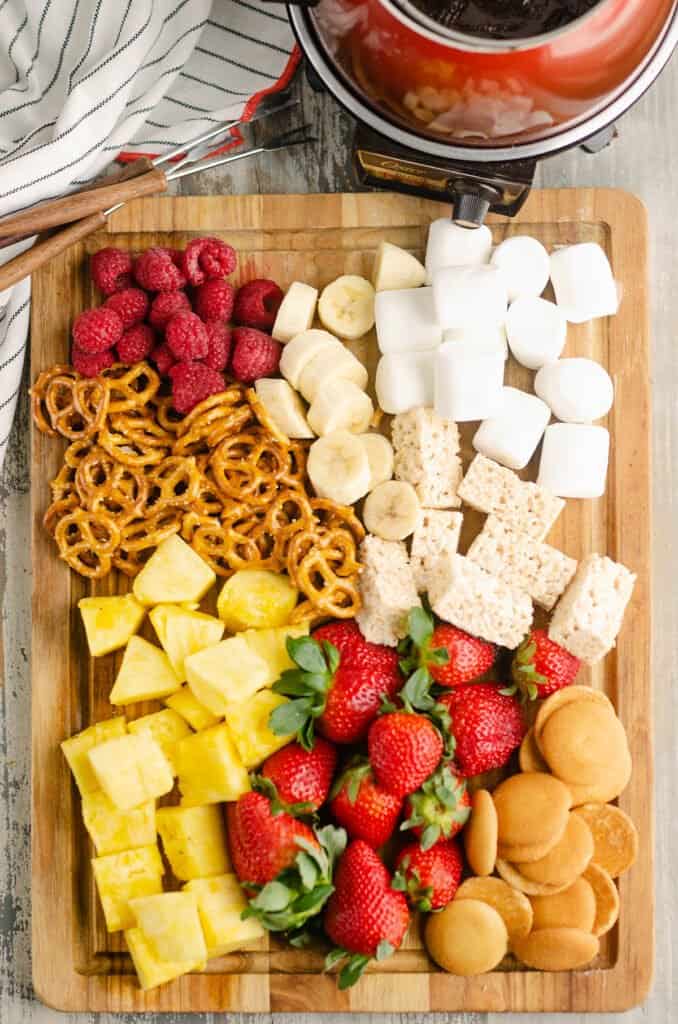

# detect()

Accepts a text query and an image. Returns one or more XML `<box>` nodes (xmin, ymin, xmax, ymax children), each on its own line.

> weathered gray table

<box><xmin>2</xmin><ymin>64</ymin><xmax>676</xmax><ymax>1024</ymax></box>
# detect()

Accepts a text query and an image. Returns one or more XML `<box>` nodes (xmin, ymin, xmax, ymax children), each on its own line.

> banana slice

<box><xmin>363</xmin><ymin>480</ymin><xmax>420</xmax><ymax>540</ymax></box>
<box><xmin>372</xmin><ymin>241</ymin><xmax>426</xmax><ymax>292</ymax></box>
<box><xmin>318</xmin><ymin>275</ymin><xmax>376</xmax><ymax>340</ymax></box>
<box><xmin>279</xmin><ymin>328</ymin><xmax>338</xmax><ymax>389</ymax></box>
<box><xmin>297</xmin><ymin>343</ymin><xmax>368</xmax><ymax>403</ymax></box>
<box><xmin>307</xmin><ymin>378</ymin><xmax>373</xmax><ymax>436</ymax></box>
<box><xmin>272</xmin><ymin>281</ymin><xmax>319</xmax><ymax>343</ymax></box>
<box><xmin>359</xmin><ymin>433</ymin><xmax>394</xmax><ymax>490</ymax></box>
<box><xmin>254</xmin><ymin>379</ymin><xmax>314</xmax><ymax>439</ymax></box>
<box><xmin>307</xmin><ymin>431</ymin><xmax>371</xmax><ymax>505</ymax></box>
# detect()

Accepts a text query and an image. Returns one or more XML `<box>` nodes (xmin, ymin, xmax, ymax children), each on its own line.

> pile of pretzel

<box><xmin>31</xmin><ymin>362</ymin><xmax>364</xmax><ymax>622</ymax></box>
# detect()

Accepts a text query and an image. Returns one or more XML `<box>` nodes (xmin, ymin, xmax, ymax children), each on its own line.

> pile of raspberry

<box><xmin>72</xmin><ymin>238</ymin><xmax>285</xmax><ymax>413</ymax></box>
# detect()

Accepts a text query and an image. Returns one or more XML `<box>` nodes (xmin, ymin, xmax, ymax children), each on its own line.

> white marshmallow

<box><xmin>505</xmin><ymin>296</ymin><xmax>567</xmax><ymax>370</ymax></box>
<box><xmin>425</xmin><ymin>218</ymin><xmax>492</xmax><ymax>283</ymax></box>
<box><xmin>375</xmin><ymin>287</ymin><xmax>442</xmax><ymax>355</ymax></box>
<box><xmin>473</xmin><ymin>386</ymin><xmax>551</xmax><ymax>470</ymax></box>
<box><xmin>432</xmin><ymin>265</ymin><xmax>508</xmax><ymax>329</ymax></box>
<box><xmin>535</xmin><ymin>358</ymin><xmax>614</xmax><ymax>423</ymax></box>
<box><xmin>443</xmin><ymin>324</ymin><xmax>508</xmax><ymax>359</ymax></box>
<box><xmin>549</xmin><ymin>243</ymin><xmax>619</xmax><ymax>323</ymax></box>
<box><xmin>434</xmin><ymin>341</ymin><xmax>505</xmax><ymax>423</ymax></box>
<box><xmin>537</xmin><ymin>423</ymin><xmax>610</xmax><ymax>498</ymax></box>
<box><xmin>490</xmin><ymin>235</ymin><xmax>550</xmax><ymax>301</ymax></box>
<box><xmin>375</xmin><ymin>350</ymin><xmax>436</xmax><ymax>414</ymax></box>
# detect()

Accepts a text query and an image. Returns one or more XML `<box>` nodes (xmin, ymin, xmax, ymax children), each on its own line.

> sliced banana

<box><xmin>272</xmin><ymin>281</ymin><xmax>319</xmax><ymax>343</ymax></box>
<box><xmin>307</xmin><ymin>431</ymin><xmax>371</xmax><ymax>506</ymax></box>
<box><xmin>363</xmin><ymin>480</ymin><xmax>420</xmax><ymax>540</ymax></box>
<box><xmin>359</xmin><ymin>433</ymin><xmax>394</xmax><ymax>490</ymax></box>
<box><xmin>297</xmin><ymin>342</ymin><xmax>368</xmax><ymax>403</ymax></box>
<box><xmin>307</xmin><ymin>378</ymin><xmax>373</xmax><ymax>436</ymax></box>
<box><xmin>254</xmin><ymin>378</ymin><xmax>314</xmax><ymax>439</ymax></box>
<box><xmin>279</xmin><ymin>328</ymin><xmax>338</xmax><ymax>389</ymax></box>
<box><xmin>318</xmin><ymin>274</ymin><xmax>376</xmax><ymax>340</ymax></box>
<box><xmin>372</xmin><ymin>241</ymin><xmax>426</xmax><ymax>292</ymax></box>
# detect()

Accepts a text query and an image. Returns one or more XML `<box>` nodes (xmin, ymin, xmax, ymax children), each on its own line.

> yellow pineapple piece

<box><xmin>79</xmin><ymin>594</ymin><xmax>146</xmax><ymax>657</ymax></box>
<box><xmin>88</xmin><ymin>734</ymin><xmax>174</xmax><ymax>810</ymax></box>
<box><xmin>125</xmin><ymin>927</ymin><xmax>205</xmax><ymax>991</ymax></box>
<box><xmin>92</xmin><ymin>845</ymin><xmax>164</xmax><ymax>932</ymax></box>
<box><xmin>128</xmin><ymin>709</ymin><xmax>192</xmax><ymax>775</ymax></box>
<box><xmin>216</xmin><ymin>569</ymin><xmax>298</xmax><ymax>632</ymax></box>
<box><xmin>81</xmin><ymin>790</ymin><xmax>156</xmax><ymax>856</ymax></box>
<box><xmin>241</xmin><ymin>623</ymin><xmax>310</xmax><ymax>686</ymax></box>
<box><xmin>165</xmin><ymin>686</ymin><xmax>221</xmax><ymax>732</ymax></box>
<box><xmin>176</xmin><ymin>724</ymin><xmax>250</xmax><ymax>806</ymax></box>
<box><xmin>185</xmin><ymin>635</ymin><xmax>270</xmax><ymax>715</ymax></box>
<box><xmin>133</xmin><ymin>535</ymin><xmax>215</xmax><ymax>607</ymax></box>
<box><xmin>184</xmin><ymin>874</ymin><xmax>264</xmax><ymax>957</ymax></box>
<box><xmin>150</xmin><ymin>604</ymin><xmax>224</xmax><ymax>680</ymax></box>
<box><xmin>224</xmin><ymin>691</ymin><xmax>293</xmax><ymax>769</ymax></box>
<box><xmin>109</xmin><ymin>636</ymin><xmax>182</xmax><ymax>706</ymax></box>
<box><xmin>61</xmin><ymin>716</ymin><xmax>127</xmax><ymax>795</ymax></box>
<box><xmin>156</xmin><ymin>805</ymin><xmax>230</xmax><ymax>881</ymax></box>
<box><xmin>129</xmin><ymin>891</ymin><xmax>207</xmax><ymax>963</ymax></box>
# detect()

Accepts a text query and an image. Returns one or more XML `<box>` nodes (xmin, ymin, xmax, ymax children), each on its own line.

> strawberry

<box><xmin>269</xmin><ymin>621</ymin><xmax>400</xmax><ymax>748</ymax></box>
<box><xmin>506</xmin><ymin>628</ymin><xmax>581</xmax><ymax>701</ymax></box>
<box><xmin>324</xmin><ymin>840</ymin><xmax>409</xmax><ymax>988</ymax></box>
<box><xmin>329</xmin><ymin>758</ymin><xmax>403</xmax><ymax>848</ymax></box>
<box><xmin>437</xmin><ymin>683</ymin><xmax>526</xmax><ymax>777</ymax></box>
<box><xmin>400</xmin><ymin>606</ymin><xmax>495</xmax><ymax>688</ymax></box>
<box><xmin>259</xmin><ymin>737</ymin><xmax>338</xmax><ymax>813</ymax></box>
<box><xmin>401</xmin><ymin>765</ymin><xmax>470</xmax><ymax>850</ymax></box>
<box><xmin>393</xmin><ymin>838</ymin><xmax>463</xmax><ymax>911</ymax></box>
<box><xmin>368</xmin><ymin>712</ymin><xmax>443</xmax><ymax>798</ymax></box>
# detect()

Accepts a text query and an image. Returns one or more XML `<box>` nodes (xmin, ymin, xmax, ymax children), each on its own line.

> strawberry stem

<box><xmin>269</xmin><ymin>636</ymin><xmax>340</xmax><ymax>751</ymax></box>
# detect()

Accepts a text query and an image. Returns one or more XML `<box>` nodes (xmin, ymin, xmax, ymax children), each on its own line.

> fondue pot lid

<box><xmin>393</xmin><ymin>0</ymin><xmax>603</xmax><ymax>44</ymax></box>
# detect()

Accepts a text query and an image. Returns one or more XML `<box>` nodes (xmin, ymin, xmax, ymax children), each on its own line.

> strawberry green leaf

<box><xmin>322</xmin><ymin>640</ymin><xmax>340</xmax><ymax>675</ymax></box>
<box><xmin>287</xmin><ymin>635</ymin><xmax>330</xmax><ymax>673</ymax></box>
<box><xmin>325</xmin><ymin>947</ymin><xmax>348</xmax><ymax>971</ymax></box>
<box><xmin>428</xmin><ymin>647</ymin><xmax>450</xmax><ymax>666</ymax></box>
<box><xmin>273</xmin><ymin>670</ymin><xmax>313</xmax><ymax>697</ymax></box>
<box><xmin>408</xmin><ymin>606</ymin><xmax>434</xmax><ymax>648</ymax></box>
<box><xmin>315</xmin><ymin>824</ymin><xmax>347</xmax><ymax>865</ymax></box>
<box><xmin>250</xmin><ymin>880</ymin><xmax>294</xmax><ymax>913</ymax></box>
<box><xmin>269</xmin><ymin>697</ymin><xmax>314</xmax><ymax>736</ymax></box>
<box><xmin>400</xmin><ymin>667</ymin><xmax>435</xmax><ymax>712</ymax></box>
<box><xmin>338</xmin><ymin>954</ymin><xmax>371</xmax><ymax>989</ymax></box>
<box><xmin>296</xmin><ymin>851</ymin><xmax>320</xmax><ymax>891</ymax></box>
<box><xmin>376</xmin><ymin>939</ymin><xmax>395</xmax><ymax>961</ymax></box>
<box><xmin>420</xmin><ymin>823</ymin><xmax>441</xmax><ymax>851</ymax></box>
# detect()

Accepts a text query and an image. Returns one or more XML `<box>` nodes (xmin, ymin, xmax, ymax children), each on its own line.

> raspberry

<box><xmin>194</xmin><ymin>279</ymin><xmax>235</xmax><ymax>322</ymax></box>
<box><xmin>71</xmin><ymin>345</ymin><xmax>115</xmax><ymax>378</ymax></box>
<box><xmin>181</xmin><ymin>236</ymin><xmax>237</xmax><ymax>286</ymax></box>
<box><xmin>104</xmin><ymin>287</ymin><xmax>149</xmax><ymax>328</ymax></box>
<box><xmin>231</xmin><ymin>327</ymin><xmax>281</xmax><ymax>383</ymax></box>
<box><xmin>116</xmin><ymin>324</ymin><xmax>155</xmax><ymax>363</ymax></box>
<box><xmin>234</xmin><ymin>278</ymin><xmax>284</xmax><ymax>331</ymax></box>
<box><xmin>150</xmin><ymin>343</ymin><xmax>177</xmax><ymax>376</ymax></box>
<box><xmin>90</xmin><ymin>247</ymin><xmax>133</xmax><ymax>295</ymax></box>
<box><xmin>169</xmin><ymin>361</ymin><xmax>225</xmax><ymax>414</ymax></box>
<box><xmin>165</xmin><ymin>312</ymin><xmax>209</xmax><ymax>360</ymax></box>
<box><xmin>72</xmin><ymin>307</ymin><xmax>123</xmax><ymax>354</ymax></box>
<box><xmin>134</xmin><ymin>247</ymin><xmax>186</xmax><ymax>292</ymax></box>
<box><xmin>204</xmin><ymin>321</ymin><xmax>232</xmax><ymax>372</ymax></box>
<box><xmin>148</xmin><ymin>290</ymin><xmax>192</xmax><ymax>329</ymax></box>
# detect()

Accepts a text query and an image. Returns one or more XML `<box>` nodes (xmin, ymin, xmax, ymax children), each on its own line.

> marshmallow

<box><xmin>432</xmin><ymin>265</ymin><xmax>508</xmax><ymax>329</ymax></box>
<box><xmin>375</xmin><ymin>350</ymin><xmax>436</xmax><ymax>414</ymax></box>
<box><xmin>434</xmin><ymin>341</ymin><xmax>505</xmax><ymax>422</ymax></box>
<box><xmin>505</xmin><ymin>296</ymin><xmax>567</xmax><ymax>370</ymax></box>
<box><xmin>375</xmin><ymin>287</ymin><xmax>442</xmax><ymax>355</ymax></box>
<box><xmin>535</xmin><ymin>358</ymin><xmax>614</xmax><ymax>423</ymax></box>
<box><xmin>490</xmin><ymin>235</ymin><xmax>550</xmax><ymax>301</ymax></box>
<box><xmin>537</xmin><ymin>423</ymin><xmax>610</xmax><ymax>498</ymax></box>
<box><xmin>425</xmin><ymin>218</ymin><xmax>492</xmax><ymax>283</ymax></box>
<box><xmin>550</xmin><ymin>243</ymin><xmax>619</xmax><ymax>323</ymax></box>
<box><xmin>473</xmin><ymin>386</ymin><xmax>551</xmax><ymax>470</ymax></box>
<box><xmin>444</xmin><ymin>324</ymin><xmax>508</xmax><ymax>359</ymax></box>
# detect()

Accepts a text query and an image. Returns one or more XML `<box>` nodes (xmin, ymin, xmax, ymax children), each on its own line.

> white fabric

<box><xmin>0</xmin><ymin>0</ymin><xmax>295</xmax><ymax>461</ymax></box>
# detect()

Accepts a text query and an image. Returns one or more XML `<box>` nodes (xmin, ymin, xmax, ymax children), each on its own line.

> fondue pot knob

<box><xmin>450</xmin><ymin>183</ymin><xmax>502</xmax><ymax>229</ymax></box>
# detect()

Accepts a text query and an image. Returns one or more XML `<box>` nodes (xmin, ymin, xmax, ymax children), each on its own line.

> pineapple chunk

<box><xmin>165</xmin><ymin>686</ymin><xmax>221</xmax><ymax>732</ymax></box>
<box><xmin>128</xmin><ymin>709</ymin><xmax>192</xmax><ymax>775</ymax></box>
<box><xmin>92</xmin><ymin>845</ymin><xmax>164</xmax><ymax>932</ymax></box>
<box><xmin>149</xmin><ymin>604</ymin><xmax>224</xmax><ymax>680</ymax></box>
<box><xmin>125</xmin><ymin>927</ymin><xmax>205</xmax><ymax>991</ymax></box>
<box><xmin>88</xmin><ymin>734</ymin><xmax>174</xmax><ymax>810</ymax></box>
<box><xmin>81</xmin><ymin>790</ymin><xmax>156</xmax><ymax>856</ymax></box>
<box><xmin>79</xmin><ymin>594</ymin><xmax>146</xmax><ymax>657</ymax></box>
<box><xmin>185</xmin><ymin>636</ymin><xmax>270</xmax><ymax>715</ymax></box>
<box><xmin>241</xmin><ymin>623</ymin><xmax>310</xmax><ymax>686</ymax></box>
<box><xmin>176</xmin><ymin>724</ymin><xmax>250</xmax><ymax>806</ymax></box>
<box><xmin>61</xmin><ymin>716</ymin><xmax>127</xmax><ymax>795</ymax></box>
<box><xmin>157</xmin><ymin>805</ymin><xmax>230</xmax><ymax>881</ymax></box>
<box><xmin>133</xmin><ymin>535</ymin><xmax>215</xmax><ymax>607</ymax></box>
<box><xmin>225</xmin><ymin>691</ymin><xmax>294</xmax><ymax>769</ymax></box>
<box><xmin>109</xmin><ymin>636</ymin><xmax>182</xmax><ymax>706</ymax></box>
<box><xmin>129</xmin><ymin>891</ymin><xmax>207</xmax><ymax>963</ymax></box>
<box><xmin>217</xmin><ymin>569</ymin><xmax>298</xmax><ymax>632</ymax></box>
<box><xmin>184</xmin><ymin>874</ymin><xmax>264</xmax><ymax>957</ymax></box>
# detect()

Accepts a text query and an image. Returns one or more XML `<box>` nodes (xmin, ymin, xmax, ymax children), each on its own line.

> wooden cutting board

<box><xmin>30</xmin><ymin>190</ymin><xmax>652</xmax><ymax>1013</ymax></box>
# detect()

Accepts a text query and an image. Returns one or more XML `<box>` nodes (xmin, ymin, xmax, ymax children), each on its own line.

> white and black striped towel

<box><xmin>0</xmin><ymin>0</ymin><xmax>297</xmax><ymax>464</ymax></box>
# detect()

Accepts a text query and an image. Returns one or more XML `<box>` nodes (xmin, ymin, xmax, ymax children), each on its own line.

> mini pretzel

<box><xmin>193</xmin><ymin>466</ymin><xmax>225</xmax><ymax>517</ymax></box>
<box><xmin>119</xmin><ymin>508</ymin><xmax>182</xmax><ymax>552</ymax></box>
<box><xmin>101</xmin><ymin>362</ymin><xmax>160</xmax><ymax>413</ymax></box>
<box><xmin>146</xmin><ymin>456</ymin><xmax>200</xmax><ymax>511</ymax></box>
<box><xmin>310</xmin><ymin>498</ymin><xmax>366</xmax><ymax>544</ymax></box>
<box><xmin>172</xmin><ymin>403</ymin><xmax>252</xmax><ymax>457</ymax></box>
<box><xmin>286</xmin><ymin>528</ymin><xmax>362</xmax><ymax>618</ymax></box>
<box><xmin>64</xmin><ymin>438</ymin><xmax>94</xmax><ymax>468</ymax></box>
<box><xmin>109</xmin><ymin>409</ymin><xmax>174</xmax><ymax>449</ymax></box>
<box><xmin>113</xmin><ymin>546</ymin><xmax>153</xmax><ymax>578</ymax></box>
<box><xmin>50</xmin><ymin>463</ymin><xmax>77</xmax><ymax>500</ymax></box>
<box><xmin>76</xmin><ymin>448</ymin><xmax>149</xmax><ymax>520</ymax></box>
<box><xmin>30</xmin><ymin>365</ymin><xmax>77</xmax><ymax>436</ymax></box>
<box><xmin>177</xmin><ymin>386</ymin><xmax>248</xmax><ymax>437</ymax></box>
<box><xmin>54</xmin><ymin>509</ymin><xmax>120</xmax><ymax>579</ymax></box>
<box><xmin>42</xmin><ymin>374</ymin><xmax>109</xmax><ymax>440</ymax></box>
<box><xmin>210</xmin><ymin>430</ymin><xmax>288</xmax><ymax>506</ymax></box>
<box><xmin>74</xmin><ymin>378</ymin><xmax>110</xmax><ymax>432</ymax></box>
<box><xmin>266</xmin><ymin>491</ymin><xmax>314</xmax><ymax>563</ymax></box>
<box><xmin>43</xmin><ymin>494</ymin><xmax>79</xmax><ymax>537</ymax></box>
<box><xmin>98</xmin><ymin>423</ymin><xmax>168</xmax><ymax>468</ymax></box>
<box><xmin>154</xmin><ymin>396</ymin><xmax>185</xmax><ymax>435</ymax></box>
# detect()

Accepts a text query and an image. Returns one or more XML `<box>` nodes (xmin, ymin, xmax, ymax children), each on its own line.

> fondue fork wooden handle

<box><xmin>0</xmin><ymin>211</ymin><xmax>108</xmax><ymax>292</ymax></box>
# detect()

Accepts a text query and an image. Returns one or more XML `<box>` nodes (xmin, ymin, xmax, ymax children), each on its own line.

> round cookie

<box><xmin>530</xmin><ymin>877</ymin><xmax>597</xmax><ymax>932</ymax></box>
<box><xmin>464</xmin><ymin>789</ymin><xmax>498</xmax><ymax>877</ymax></box>
<box><xmin>583</xmin><ymin>862</ymin><xmax>620</xmax><ymax>936</ymax></box>
<box><xmin>566</xmin><ymin>745</ymin><xmax>632</xmax><ymax>806</ymax></box>
<box><xmin>534</xmin><ymin>686</ymin><xmax>613</xmax><ymax>749</ymax></box>
<box><xmin>512</xmin><ymin>927</ymin><xmax>600</xmax><ymax>971</ymax></box>
<box><xmin>519</xmin><ymin>727</ymin><xmax>548</xmax><ymax>773</ymax></box>
<box><xmin>540</xmin><ymin>701</ymin><xmax>629</xmax><ymax>785</ymax></box>
<box><xmin>572</xmin><ymin>803</ymin><xmax>639</xmax><ymax>877</ymax></box>
<box><xmin>516</xmin><ymin>812</ymin><xmax>594</xmax><ymax>887</ymax></box>
<box><xmin>495</xmin><ymin>858</ymin><xmax>573</xmax><ymax>896</ymax></box>
<box><xmin>493</xmin><ymin>773</ymin><xmax>571</xmax><ymax>853</ymax></box>
<box><xmin>498</xmin><ymin>834</ymin><xmax>564</xmax><ymax>865</ymax></box>
<box><xmin>455</xmin><ymin>877</ymin><xmax>532</xmax><ymax>942</ymax></box>
<box><xmin>425</xmin><ymin>899</ymin><xmax>508</xmax><ymax>976</ymax></box>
